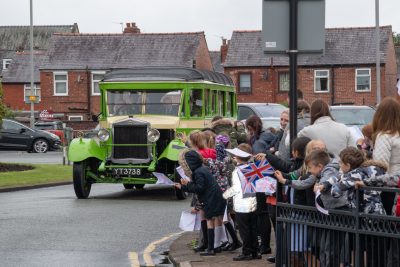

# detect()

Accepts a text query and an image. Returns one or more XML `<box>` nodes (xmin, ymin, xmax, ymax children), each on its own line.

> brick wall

<box><xmin>225</xmin><ymin>65</ymin><xmax>388</xmax><ymax>106</ymax></box>
<box><xmin>195</xmin><ymin>34</ymin><xmax>213</xmax><ymax>71</ymax></box>
<box><xmin>384</xmin><ymin>36</ymin><xmax>398</xmax><ymax>99</ymax></box>
<box><xmin>40</xmin><ymin>70</ymin><xmax>101</xmax><ymax>120</ymax></box>
<box><xmin>3</xmin><ymin>83</ymin><xmax>48</xmax><ymax>111</ymax></box>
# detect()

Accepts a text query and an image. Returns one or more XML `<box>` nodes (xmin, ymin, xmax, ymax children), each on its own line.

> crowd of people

<box><xmin>174</xmin><ymin>97</ymin><xmax>400</xmax><ymax>266</ymax></box>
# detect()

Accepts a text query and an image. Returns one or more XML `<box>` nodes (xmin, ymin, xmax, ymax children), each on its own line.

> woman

<box><xmin>298</xmin><ymin>99</ymin><xmax>356</xmax><ymax>157</ymax></box>
<box><xmin>175</xmin><ymin>149</ymin><xmax>226</xmax><ymax>256</ymax></box>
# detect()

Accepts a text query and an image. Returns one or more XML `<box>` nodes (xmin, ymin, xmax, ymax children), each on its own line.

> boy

<box><xmin>331</xmin><ymin>146</ymin><xmax>387</xmax><ymax>214</ymax></box>
<box><xmin>223</xmin><ymin>143</ymin><xmax>261</xmax><ymax>261</ymax></box>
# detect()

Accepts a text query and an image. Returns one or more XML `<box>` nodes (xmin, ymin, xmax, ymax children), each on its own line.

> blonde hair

<box><xmin>202</xmin><ymin>130</ymin><xmax>216</xmax><ymax>149</ymax></box>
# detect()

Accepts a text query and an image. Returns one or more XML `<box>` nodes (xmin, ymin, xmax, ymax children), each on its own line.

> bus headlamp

<box><xmin>147</xmin><ymin>128</ymin><xmax>160</xmax><ymax>142</ymax></box>
<box><xmin>97</xmin><ymin>128</ymin><xmax>110</xmax><ymax>142</ymax></box>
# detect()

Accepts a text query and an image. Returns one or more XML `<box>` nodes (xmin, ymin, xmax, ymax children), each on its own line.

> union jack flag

<box><xmin>239</xmin><ymin>159</ymin><xmax>275</xmax><ymax>195</ymax></box>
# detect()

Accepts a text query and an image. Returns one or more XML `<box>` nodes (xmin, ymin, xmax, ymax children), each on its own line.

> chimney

<box><xmin>220</xmin><ymin>38</ymin><xmax>229</xmax><ymax>64</ymax></box>
<box><xmin>123</xmin><ymin>22</ymin><xmax>141</xmax><ymax>34</ymax></box>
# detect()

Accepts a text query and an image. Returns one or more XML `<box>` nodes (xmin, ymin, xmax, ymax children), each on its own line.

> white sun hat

<box><xmin>225</xmin><ymin>148</ymin><xmax>252</xmax><ymax>158</ymax></box>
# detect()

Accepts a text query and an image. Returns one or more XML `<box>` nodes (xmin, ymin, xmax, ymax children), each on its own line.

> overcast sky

<box><xmin>1</xmin><ymin>0</ymin><xmax>399</xmax><ymax>50</ymax></box>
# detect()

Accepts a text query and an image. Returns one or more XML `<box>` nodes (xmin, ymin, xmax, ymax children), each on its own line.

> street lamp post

<box><xmin>29</xmin><ymin>0</ymin><xmax>35</xmax><ymax>128</ymax></box>
<box><xmin>375</xmin><ymin>0</ymin><xmax>381</xmax><ymax>104</ymax></box>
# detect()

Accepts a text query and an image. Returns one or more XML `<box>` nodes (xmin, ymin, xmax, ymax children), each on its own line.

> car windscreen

<box><xmin>330</xmin><ymin>108</ymin><xmax>375</xmax><ymax>126</ymax></box>
<box><xmin>254</xmin><ymin>105</ymin><xmax>286</xmax><ymax>117</ymax></box>
<box><xmin>107</xmin><ymin>90</ymin><xmax>181</xmax><ymax>117</ymax></box>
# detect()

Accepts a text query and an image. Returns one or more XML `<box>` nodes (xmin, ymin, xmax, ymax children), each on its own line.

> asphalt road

<box><xmin>0</xmin><ymin>151</ymin><xmax>65</xmax><ymax>164</ymax></box>
<box><xmin>0</xmin><ymin>184</ymin><xmax>190</xmax><ymax>267</ymax></box>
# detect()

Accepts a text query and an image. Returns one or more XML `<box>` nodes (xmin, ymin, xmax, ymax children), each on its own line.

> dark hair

<box><xmin>339</xmin><ymin>147</ymin><xmax>365</xmax><ymax>170</ymax></box>
<box><xmin>310</xmin><ymin>99</ymin><xmax>333</xmax><ymax>124</ymax></box>
<box><xmin>297</xmin><ymin>100</ymin><xmax>310</xmax><ymax>114</ymax></box>
<box><xmin>372</xmin><ymin>97</ymin><xmax>400</xmax><ymax>143</ymax></box>
<box><xmin>245</xmin><ymin>115</ymin><xmax>263</xmax><ymax>139</ymax></box>
<box><xmin>236</xmin><ymin>143</ymin><xmax>253</xmax><ymax>161</ymax></box>
<box><xmin>211</xmin><ymin>115</ymin><xmax>223</xmax><ymax>123</ymax></box>
<box><xmin>292</xmin><ymin>137</ymin><xmax>311</xmax><ymax>159</ymax></box>
<box><xmin>305</xmin><ymin>149</ymin><xmax>330</xmax><ymax>166</ymax></box>
<box><xmin>287</xmin><ymin>89</ymin><xmax>303</xmax><ymax>100</ymax></box>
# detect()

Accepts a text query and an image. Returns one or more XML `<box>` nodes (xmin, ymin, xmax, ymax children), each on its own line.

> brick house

<box><xmin>0</xmin><ymin>24</ymin><xmax>79</xmax><ymax>75</ymax></box>
<box><xmin>37</xmin><ymin>26</ymin><xmax>213</xmax><ymax>121</ymax></box>
<box><xmin>223</xmin><ymin>26</ymin><xmax>398</xmax><ymax>105</ymax></box>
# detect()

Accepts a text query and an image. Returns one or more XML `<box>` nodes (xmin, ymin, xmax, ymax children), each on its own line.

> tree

<box><xmin>394</xmin><ymin>32</ymin><xmax>400</xmax><ymax>46</ymax></box>
<box><xmin>0</xmin><ymin>82</ymin><xmax>6</xmax><ymax>124</ymax></box>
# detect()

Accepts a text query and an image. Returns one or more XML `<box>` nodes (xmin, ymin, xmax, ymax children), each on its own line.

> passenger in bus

<box><xmin>114</xmin><ymin>91</ymin><xmax>138</xmax><ymax>115</ymax></box>
<box><xmin>190</xmin><ymin>90</ymin><xmax>203</xmax><ymax>117</ymax></box>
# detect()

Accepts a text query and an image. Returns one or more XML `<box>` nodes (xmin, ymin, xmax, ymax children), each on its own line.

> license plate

<box><xmin>112</xmin><ymin>168</ymin><xmax>141</xmax><ymax>176</ymax></box>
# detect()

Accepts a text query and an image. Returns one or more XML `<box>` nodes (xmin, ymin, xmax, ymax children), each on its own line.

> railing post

<box><xmin>355</xmin><ymin>189</ymin><xmax>362</xmax><ymax>267</ymax></box>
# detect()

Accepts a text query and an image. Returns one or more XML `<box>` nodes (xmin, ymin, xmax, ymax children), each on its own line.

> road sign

<box><xmin>39</xmin><ymin>110</ymin><xmax>54</xmax><ymax>120</ymax></box>
<box><xmin>262</xmin><ymin>0</ymin><xmax>325</xmax><ymax>54</ymax></box>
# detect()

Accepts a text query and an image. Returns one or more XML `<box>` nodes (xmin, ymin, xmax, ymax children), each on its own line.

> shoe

<box><xmin>227</xmin><ymin>241</ymin><xmax>243</xmax><ymax>251</ymax></box>
<box><xmin>260</xmin><ymin>247</ymin><xmax>272</xmax><ymax>254</ymax></box>
<box><xmin>252</xmin><ymin>253</ymin><xmax>262</xmax><ymax>260</ymax></box>
<box><xmin>233</xmin><ymin>254</ymin><xmax>253</xmax><ymax>261</ymax></box>
<box><xmin>221</xmin><ymin>242</ymin><xmax>232</xmax><ymax>251</ymax></box>
<box><xmin>267</xmin><ymin>256</ymin><xmax>275</xmax><ymax>263</ymax></box>
<box><xmin>200</xmin><ymin>249</ymin><xmax>215</xmax><ymax>256</ymax></box>
<box><xmin>214</xmin><ymin>247</ymin><xmax>222</xmax><ymax>253</ymax></box>
<box><xmin>193</xmin><ymin>244</ymin><xmax>207</xmax><ymax>252</ymax></box>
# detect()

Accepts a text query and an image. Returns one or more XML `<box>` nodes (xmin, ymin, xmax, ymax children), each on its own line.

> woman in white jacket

<box><xmin>298</xmin><ymin>99</ymin><xmax>356</xmax><ymax>158</ymax></box>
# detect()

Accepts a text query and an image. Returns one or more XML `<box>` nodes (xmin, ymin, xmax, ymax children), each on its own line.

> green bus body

<box><xmin>68</xmin><ymin>68</ymin><xmax>236</xmax><ymax>199</ymax></box>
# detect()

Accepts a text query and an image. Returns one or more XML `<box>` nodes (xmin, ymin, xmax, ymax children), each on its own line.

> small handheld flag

<box><xmin>239</xmin><ymin>159</ymin><xmax>275</xmax><ymax>195</ymax></box>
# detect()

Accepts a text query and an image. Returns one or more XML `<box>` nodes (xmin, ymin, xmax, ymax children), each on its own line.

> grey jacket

<box><xmin>298</xmin><ymin>116</ymin><xmax>357</xmax><ymax>158</ymax></box>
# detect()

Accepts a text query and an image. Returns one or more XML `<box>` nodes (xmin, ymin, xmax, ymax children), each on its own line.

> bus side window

<box><xmin>190</xmin><ymin>89</ymin><xmax>203</xmax><ymax>117</ymax></box>
<box><xmin>226</xmin><ymin>92</ymin><xmax>232</xmax><ymax>117</ymax></box>
<box><xmin>210</xmin><ymin>90</ymin><xmax>217</xmax><ymax>115</ymax></box>
<box><xmin>218</xmin><ymin>91</ymin><xmax>224</xmax><ymax>116</ymax></box>
<box><xmin>205</xmin><ymin>89</ymin><xmax>210</xmax><ymax>116</ymax></box>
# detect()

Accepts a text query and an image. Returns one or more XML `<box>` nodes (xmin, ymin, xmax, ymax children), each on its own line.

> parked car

<box><xmin>0</xmin><ymin>119</ymin><xmax>61</xmax><ymax>153</ymax></box>
<box><xmin>330</xmin><ymin>105</ymin><xmax>376</xmax><ymax>141</ymax></box>
<box><xmin>34</xmin><ymin>120</ymin><xmax>65</xmax><ymax>144</ymax></box>
<box><xmin>238</xmin><ymin>103</ymin><xmax>287</xmax><ymax>121</ymax></box>
<box><xmin>260</xmin><ymin>117</ymin><xmax>281</xmax><ymax>131</ymax></box>
<box><xmin>330</xmin><ymin>105</ymin><xmax>375</xmax><ymax>129</ymax></box>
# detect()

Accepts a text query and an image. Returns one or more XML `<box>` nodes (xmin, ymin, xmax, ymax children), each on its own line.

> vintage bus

<box><xmin>68</xmin><ymin>67</ymin><xmax>237</xmax><ymax>199</ymax></box>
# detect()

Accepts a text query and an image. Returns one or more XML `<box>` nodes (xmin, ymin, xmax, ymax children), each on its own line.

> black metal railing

<box><xmin>276</xmin><ymin>186</ymin><xmax>400</xmax><ymax>267</ymax></box>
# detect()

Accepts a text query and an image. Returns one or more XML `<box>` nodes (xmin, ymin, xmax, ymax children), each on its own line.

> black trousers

<box><xmin>236</xmin><ymin>211</ymin><xmax>258</xmax><ymax>255</ymax></box>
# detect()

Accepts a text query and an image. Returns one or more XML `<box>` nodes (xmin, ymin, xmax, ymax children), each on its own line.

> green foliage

<box><xmin>394</xmin><ymin>32</ymin><xmax>400</xmax><ymax>46</ymax></box>
<box><xmin>0</xmin><ymin>82</ymin><xmax>6</xmax><ymax>123</ymax></box>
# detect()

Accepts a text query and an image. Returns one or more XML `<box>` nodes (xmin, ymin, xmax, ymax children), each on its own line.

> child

<box><xmin>331</xmin><ymin>146</ymin><xmax>387</xmax><ymax>214</ymax></box>
<box><xmin>223</xmin><ymin>143</ymin><xmax>261</xmax><ymax>261</ymax></box>
<box><xmin>175</xmin><ymin>149</ymin><xmax>226</xmax><ymax>256</ymax></box>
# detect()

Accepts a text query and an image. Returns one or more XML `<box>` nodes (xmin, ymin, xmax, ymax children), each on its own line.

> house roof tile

<box><xmin>224</xmin><ymin>26</ymin><xmax>392</xmax><ymax>67</ymax></box>
<box><xmin>41</xmin><ymin>32</ymin><xmax>205</xmax><ymax>70</ymax></box>
<box><xmin>2</xmin><ymin>52</ymin><xmax>46</xmax><ymax>83</ymax></box>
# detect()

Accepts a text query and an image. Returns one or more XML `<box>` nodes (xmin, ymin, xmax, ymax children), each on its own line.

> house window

<box><xmin>279</xmin><ymin>72</ymin><xmax>290</xmax><ymax>92</ymax></box>
<box><xmin>24</xmin><ymin>84</ymin><xmax>41</xmax><ymax>103</ymax></box>
<box><xmin>68</xmin><ymin>115</ymin><xmax>83</xmax><ymax>121</ymax></box>
<box><xmin>92</xmin><ymin>71</ymin><xmax>106</xmax><ymax>95</ymax></box>
<box><xmin>314</xmin><ymin>70</ymin><xmax>329</xmax><ymax>93</ymax></box>
<box><xmin>2</xmin><ymin>59</ymin><xmax>11</xmax><ymax>70</ymax></box>
<box><xmin>355</xmin><ymin>68</ymin><xmax>371</xmax><ymax>92</ymax></box>
<box><xmin>54</xmin><ymin>72</ymin><xmax>68</xmax><ymax>96</ymax></box>
<box><xmin>239</xmin><ymin>73</ymin><xmax>251</xmax><ymax>93</ymax></box>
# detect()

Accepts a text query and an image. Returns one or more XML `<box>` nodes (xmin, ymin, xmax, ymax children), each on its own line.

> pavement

<box><xmin>168</xmin><ymin>231</ymin><xmax>275</xmax><ymax>267</ymax></box>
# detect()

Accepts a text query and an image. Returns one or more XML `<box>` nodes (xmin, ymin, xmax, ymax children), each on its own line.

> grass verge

<box><xmin>0</xmin><ymin>164</ymin><xmax>72</xmax><ymax>189</ymax></box>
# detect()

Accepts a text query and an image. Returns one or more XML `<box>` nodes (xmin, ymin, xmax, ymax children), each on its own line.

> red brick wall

<box><xmin>3</xmin><ymin>83</ymin><xmax>48</xmax><ymax>111</ymax></box>
<box><xmin>225</xmin><ymin>65</ymin><xmax>388</xmax><ymax>106</ymax></box>
<box><xmin>384</xmin><ymin>35</ymin><xmax>398</xmax><ymax>99</ymax></box>
<box><xmin>195</xmin><ymin>35</ymin><xmax>213</xmax><ymax>71</ymax></box>
<box><xmin>40</xmin><ymin>70</ymin><xmax>101</xmax><ymax>120</ymax></box>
